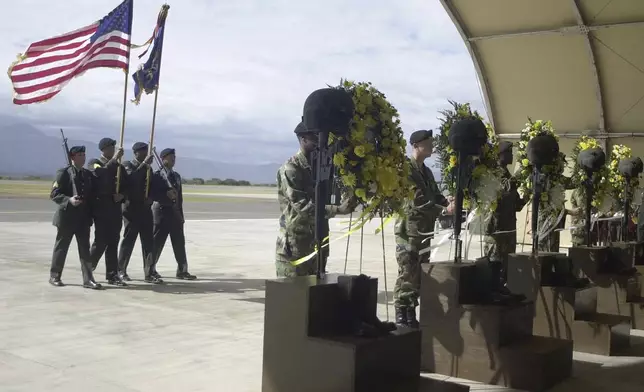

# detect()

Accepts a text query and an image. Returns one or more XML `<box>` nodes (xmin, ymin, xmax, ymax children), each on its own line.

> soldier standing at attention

<box><xmin>275</xmin><ymin>122</ymin><xmax>356</xmax><ymax>277</ymax></box>
<box><xmin>150</xmin><ymin>148</ymin><xmax>197</xmax><ymax>280</ymax></box>
<box><xmin>485</xmin><ymin>141</ymin><xmax>528</xmax><ymax>288</ymax></box>
<box><xmin>394</xmin><ymin>130</ymin><xmax>453</xmax><ymax>328</ymax></box>
<box><xmin>117</xmin><ymin>142</ymin><xmax>161</xmax><ymax>283</ymax></box>
<box><xmin>88</xmin><ymin>138</ymin><xmax>128</xmax><ymax>286</ymax></box>
<box><xmin>49</xmin><ymin>146</ymin><xmax>102</xmax><ymax>289</ymax></box>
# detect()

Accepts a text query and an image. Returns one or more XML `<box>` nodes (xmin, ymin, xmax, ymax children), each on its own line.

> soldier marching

<box><xmin>48</xmin><ymin>138</ymin><xmax>197</xmax><ymax>288</ymax></box>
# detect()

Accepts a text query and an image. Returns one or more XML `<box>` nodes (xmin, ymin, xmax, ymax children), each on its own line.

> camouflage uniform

<box><xmin>394</xmin><ymin>158</ymin><xmax>447</xmax><ymax>307</ymax></box>
<box><xmin>570</xmin><ymin>188</ymin><xmax>594</xmax><ymax>247</ymax></box>
<box><xmin>484</xmin><ymin>167</ymin><xmax>526</xmax><ymax>267</ymax></box>
<box><xmin>275</xmin><ymin>150</ymin><xmax>340</xmax><ymax>277</ymax></box>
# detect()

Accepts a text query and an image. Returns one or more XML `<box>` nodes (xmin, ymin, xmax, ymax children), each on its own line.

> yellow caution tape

<box><xmin>290</xmin><ymin>208</ymin><xmax>396</xmax><ymax>266</ymax></box>
<box><xmin>291</xmin><ymin>217</ymin><xmax>370</xmax><ymax>266</ymax></box>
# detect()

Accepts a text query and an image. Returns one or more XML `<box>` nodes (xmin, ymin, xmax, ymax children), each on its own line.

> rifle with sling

<box><xmin>60</xmin><ymin>129</ymin><xmax>80</xmax><ymax>198</ymax></box>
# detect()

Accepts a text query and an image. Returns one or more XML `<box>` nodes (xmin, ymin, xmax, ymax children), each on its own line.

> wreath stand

<box><xmin>418</xmin><ymin>126</ymin><xmax>573</xmax><ymax>392</ymax></box>
<box><xmin>262</xmin><ymin>89</ymin><xmax>422</xmax><ymax>392</ymax></box>
<box><xmin>571</xmin><ymin>159</ymin><xmax>644</xmax><ymax>340</ymax></box>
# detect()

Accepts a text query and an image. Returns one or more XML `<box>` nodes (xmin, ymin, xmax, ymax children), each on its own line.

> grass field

<box><xmin>0</xmin><ymin>180</ymin><xmax>275</xmax><ymax>200</ymax></box>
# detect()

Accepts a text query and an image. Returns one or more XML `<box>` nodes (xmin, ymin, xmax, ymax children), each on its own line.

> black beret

<box><xmin>160</xmin><ymin>148</ymin><xmax>175</xmax><ymax>158</ymax></box>
<box><xmin>499</xmin><ymin>141</ymin><xmax>513</xmax><ymax>153</ymax></box>
<box><xmin>302</xmin><ymin>88</ymin><xmax>354</xmax><ymax>136</ymax></box>
<box><xmin>527</xmin><ymin>134</ymin><xmax>559</xmax><ymax>167</ymax></box>
<box><xmin>132</xmin><ymin>142</ymin><xmax>148</xmax><ymax>152</ymax></box>
<box><xmin>578</xmin><ymin>147</ymin><xmax>606</xmax><ymax>173</ymax></box>
<box><xmin>98</xmin><ymin>137</ymin><xmax>116</xmax><ymax>150</ymax></box>
<box><xmin>294</xmin><ymin>122</ymin><xmax>311</xmax><ymax>135</ymax></box>
<box><xmin>409</xmin><ymin>130</ymin><xmax>432</xmax><ymax>145</ymax></box>
<box><xmin>68</xmin><ymin>145</ymin><xmax>85</xmax><ymax>155</ymax></box>
<box><xmin>449</xmin><ymin>118</ymin><xmax>488</xmax><ymax>155</ymax></box>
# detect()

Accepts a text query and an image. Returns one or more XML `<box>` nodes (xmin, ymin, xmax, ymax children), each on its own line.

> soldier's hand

<box><xmin>167</xmin><ymin>189</ymin><xmax>177</xmax><ymax>200</ymax></box>
<box><xmin>115</xmin><ymin>148</ymin><xmax>124</xmax><ymax>159</ymax></box>
<box><xmin>446</xmin><ymin>200</ymin><xmax>456</xmax><ymax>214</ymax></box>
<box><xmin>70</xmin><ymin>196</ymin><xmax>83</xmax><ymax>206</ymax></box>
<box><xmin>113</xmin><ymin>193</ymin><xmax>124</xmax><ymax>202</ymax></box>
<box><xmin>337</xmin><ymin>196</ymin><xmax>358</xmax><ymax>215</ymax></box>
<box><xmin>144</xmin><ymin>155</ymin><xmax>154</xmax><ymax>164</ymax></box>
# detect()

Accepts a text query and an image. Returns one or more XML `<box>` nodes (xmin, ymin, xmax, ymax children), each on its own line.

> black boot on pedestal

<box><xmin>340</xmin><ymin>275</ymin><xmax>396</xmax><ymax>337</ymax></box>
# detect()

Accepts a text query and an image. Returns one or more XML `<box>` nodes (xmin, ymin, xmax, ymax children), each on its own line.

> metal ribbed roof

<box><xmin>440</xmin><ymin>0</ymin><xmax>644</xmax><ymax>151</ymax></box>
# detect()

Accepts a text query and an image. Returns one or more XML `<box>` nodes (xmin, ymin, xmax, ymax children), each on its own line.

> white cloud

<box><xmin>0</xmin><ymin>0</ymin><xmax>487</xmax><ymax>163</ymax></box>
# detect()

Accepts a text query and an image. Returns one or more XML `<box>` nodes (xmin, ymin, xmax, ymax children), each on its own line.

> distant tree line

<box><xmin>0</xmin><ymin>175</ymin><xmax>277</xmax><ymax>187</ymax></box>
<box><xmin>181</xmin><ymin>177</ymin><xmax>276</xmax><ymax>187</ymax></box>
<box><xmin>0</xmin><ymin>175</ymin><xmax>53</xmax><ymax>181</ymax></box>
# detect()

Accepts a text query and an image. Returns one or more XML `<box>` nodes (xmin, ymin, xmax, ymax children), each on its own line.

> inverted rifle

<box><xmin>311</xmin><ymin>138</ymin><xmax>345</xmax><ymax>206</ymax></box>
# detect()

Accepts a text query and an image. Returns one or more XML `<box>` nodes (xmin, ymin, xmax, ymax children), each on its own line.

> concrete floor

<box><xmin>1</xmin><ymin>199</ymin><xmax>644</xmax><ymax>391</ymax></box>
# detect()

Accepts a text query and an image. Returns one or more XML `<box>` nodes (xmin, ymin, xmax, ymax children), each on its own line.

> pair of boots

<box><xmin>338</xmin><ymin>274</ymin><xmax>397</xmax><ymax>337</ymax></box>
<box><xmin>394</xmin><ymin>306</ymin><xmax>419</xmax><ymax>329</ymax></box>
<box><xmin>541</xmin><ymin>255</ymin><xmax>590</xmax><ymax>288</ymax></box>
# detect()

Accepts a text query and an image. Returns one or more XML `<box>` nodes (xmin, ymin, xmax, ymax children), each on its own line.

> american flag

<box><xmin>8</xmin><ymin>0</ymin><xmax>133</xmax><ymax>105</ymax></box>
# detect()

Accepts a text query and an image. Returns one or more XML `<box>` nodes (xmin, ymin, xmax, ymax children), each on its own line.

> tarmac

<box><xmin>1</xmin><ymin>194</ymin><xmax>644</xmax><ymax>392</ymax></box>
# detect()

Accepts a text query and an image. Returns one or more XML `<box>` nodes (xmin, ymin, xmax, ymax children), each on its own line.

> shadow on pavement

<box><xmin>123</xmin><ymin>277</ymin><xmax>267</xmax><ymax>295</ymax></box>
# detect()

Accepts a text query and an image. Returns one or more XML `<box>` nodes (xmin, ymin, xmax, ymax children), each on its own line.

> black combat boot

<box><xmin>83</xmin><ymin>280</ymin><xmax>103</xmax><ymax>290</ymax></box>
<box><xmin>118</xmin><ymin>271</ymin><xmax>132</xmax><ymax>282</ymax></box>
<box><xmin>339</xmin><ymin>275</ymin><xmax>396</xmax><ymax>337</ymax></box>
<box><xmin>107</xmin><ymin>272</ymin><xmax>127</xmax><ymax>287</ymax></box>
<box><xmin>395</xmin><ymin>306</ymin><xmax>408</xmax><ymax>327</ymax></box>
<box><xmin>406</xmin><ymin>307</ymin><xmax>419</xmax><ymax>329</ymax></box>
<box><xmin>144</xmin><ymin>275</ymin><xmax>164</xmax><ymax>284</ymax></box>
<box><xmin>49</xmin><ymin>274</ymin><xmax>64</xmax><ymax>287</ymax></box>
<box><xmin>176</xmin><ymin>265</ymin><xmax>197</xmax><ymax>280</ymax></box>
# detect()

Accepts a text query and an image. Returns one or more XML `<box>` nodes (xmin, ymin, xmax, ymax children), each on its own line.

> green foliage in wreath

<box><xmin>330</xmin><ymin>79</ymin><xmax>413</xmax><ymax>219</ymax></box>
<box><xmin>434</xmin><ymin>100</ymin><xmax>503</xmax><ymax>213</ymax></box>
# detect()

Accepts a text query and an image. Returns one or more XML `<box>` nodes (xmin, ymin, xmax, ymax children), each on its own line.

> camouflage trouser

<box><xmin>275</xmin><ymin>254</ymin><xmax>327</xmax><ymax>278</ymax></box>
<box><xmin>538</xmin><ymin>231</ymin><xmax>560</xmax><ymax>253</ymax></box>
<box><xmin>394</xmin><ymin>236</ymin><xmax>428</xmax><ymax>308</ymax></box>
<box><xmin>484</xmin><ymin>233</ymin><xmax>517</xmax><ymax>264</ymax></box>
<box><xmin>484</xmin><ymin>233</ymin><xmax>516</xmax><ymax>282</ymax></box>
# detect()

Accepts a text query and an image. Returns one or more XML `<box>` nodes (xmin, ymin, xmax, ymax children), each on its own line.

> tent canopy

<box><xmin>441</xmin><ymin>0</ymin><xmax>644</xmax><ymax>146</ymax></box>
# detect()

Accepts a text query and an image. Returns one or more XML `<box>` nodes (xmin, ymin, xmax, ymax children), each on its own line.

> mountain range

<box><xmin>0</xmin><ymin>123</ymin><xmax>281</xmax><ymax>184</ymax></box>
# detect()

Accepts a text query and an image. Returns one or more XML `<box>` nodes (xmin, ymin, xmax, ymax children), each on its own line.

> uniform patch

<box><xmin>52</xmin><ymin>181</ymin><xmax>58</xmax><ymax>188</ymax></box>
<box><xmin>93</xmin><ymin>163</ymin><xmax>102</xmax><ymax>169</ymax></box>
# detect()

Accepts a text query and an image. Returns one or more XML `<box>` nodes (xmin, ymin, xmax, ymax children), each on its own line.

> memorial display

<box><xmin>420</xmin><ymin>118</ymin><xmax>572</xmax><ymax>391</ymax></box>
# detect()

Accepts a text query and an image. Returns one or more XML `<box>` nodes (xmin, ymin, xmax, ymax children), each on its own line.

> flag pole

<box><xmin>145</xmin><ymin>83</ymin><xmax>160</xmax><ymax>198</ymax></box>
<box><xmin>116</xmin><ymin>0</ymin><xmax>135</xmax><ymax>194</ymax></box>
<box><xmin>145</xmin><ymin>4</ymin><xmax>170</xmax><ymax>198</ymax></box>
<box><xmin>116</xmin><ymin>71</ymin><xmax>129</xmax><ymax>193</ymax></box>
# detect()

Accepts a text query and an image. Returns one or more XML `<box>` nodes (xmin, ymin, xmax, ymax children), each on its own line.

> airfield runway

<box><xmin>0</xmin><ymin>196</ymin><xmax>280</xmax><ymax>222</ymax></box>
<box><xmin>1</xmin><ymin>192</ymin><xmax>644</xmax><ymax>391</ymax></box>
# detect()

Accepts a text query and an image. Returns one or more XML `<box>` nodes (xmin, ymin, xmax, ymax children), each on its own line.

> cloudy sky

<box><xmin>0</xmin><ymin>0</ymin><xmax>487</xmax><ymax>165</ymax></box>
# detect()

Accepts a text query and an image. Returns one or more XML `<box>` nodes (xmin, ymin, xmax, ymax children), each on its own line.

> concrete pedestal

<box><xmin>508</xmin><ymin>248</ymin><xmax>633</xmax><ymax>356</ymax></box>
<box><xmin>609</xmin><ymin>241</ymin><xmax>644</xmax><ymax>267</ymax></box>
<box><xmin>572</xmin><ymin>245</ymin><xmax>644</xmax><ymax>331</ymax></box>
<box><xmin>420</xmin><ymin>261</ymin><xmax>571</xmax><ymax>391</ymax></box>
<box><xmin>262</xmin><ymin>274</ymin><xmax>421</xmax><ymax>392</ymax></box>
